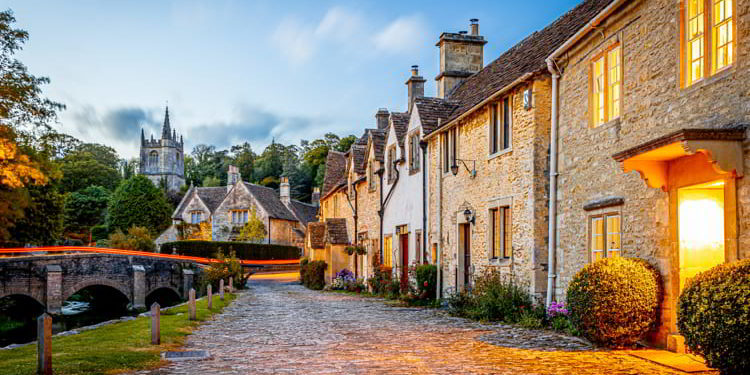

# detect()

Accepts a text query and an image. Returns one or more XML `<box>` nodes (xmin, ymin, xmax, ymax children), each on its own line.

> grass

<box><xmin>0</xmin><ymin>293</ymin><xmax>236</xmax><ymax>375</ymax></box>
<box><xmin>0</xmin><ymin>316</ymin><xmax>24</xmax><ymax>331</ymax></box>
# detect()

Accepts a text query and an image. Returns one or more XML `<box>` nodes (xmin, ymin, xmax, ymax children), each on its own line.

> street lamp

<box><xmin>463</xmin><ymin>209</ymin><xmax>475</xmax><ymax>225</ymax></box>
<box><xmin>451</xmin><ymin>159</ymin><xmax>477</xmax><ymax>178</ymax></box>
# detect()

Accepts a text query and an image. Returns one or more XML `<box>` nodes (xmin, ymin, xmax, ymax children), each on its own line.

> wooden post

<box><xmin>207</xmin><ymin>284</ymin><xmax>212</xmax><ymax>310</ymax></box>
<box><xmin>37</xmin><ymin>313</ymin><xmax>52</xmax><ymax>375</ymax></box>
<box><xmin>219</xmin><ymin>279</ymin><xmax>225</xmax><ymax>301</ymax></box>
<box><xmin>188</xmin><ymin>288</ymin><xmax>196</xmax><ymax>321</ymax></box>
<box><xmin>150</xmin><ymin>303</ymin><xmax>160</xmax><ymax>345</ymax></box>
<box><xmin>229</xmin><ymin>276</ymin><xmax>233</xmax><ymax>292</ymax></box>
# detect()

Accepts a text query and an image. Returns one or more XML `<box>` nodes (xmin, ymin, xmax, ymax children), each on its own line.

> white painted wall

<box><xmin>382</xmin><ymin>109</ymin><xmax>427</xmax><ymax>277</ymax></box>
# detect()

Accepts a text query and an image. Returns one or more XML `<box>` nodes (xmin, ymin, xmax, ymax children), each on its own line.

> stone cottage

<box><xmin>546</xmin><ymin>0</ymin><xmax>749</xmax><ymax>349</ymax></box>
<box><xmin>165</xmin><ymin>165</ymin><xmax>317</xmax><ymax>248</ymax></box>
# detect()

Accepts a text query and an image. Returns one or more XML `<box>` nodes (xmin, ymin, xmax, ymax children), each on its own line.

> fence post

<box><xmin>188</xmin><ymin>288</ymin><xmax>196</xmax><ymax>320</ymax></box>
<box><xmin>37</xmin><ymin>313</ymin><xmax>52</xmax><ymax>375</ymax></box>
<box><xmin>229</xmin><ymin>276</ymin><xmax>233</xmax><ymax>293</ymax></box>
<box><xmin>150</xmin><ymin>303</ymin><xmax>160</xmax><ymax>345</ymax></box>
<box><xmin>219</xmin><ymin>279</ymin><xmax>225</xmax><ymax>301</ymax></box>
<box><xmin>207</xmin><ymin>284</ymin><xmax>212</xmax><ymax>310</ymax></box>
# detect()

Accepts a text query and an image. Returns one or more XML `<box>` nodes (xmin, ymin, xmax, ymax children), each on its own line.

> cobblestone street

<box><xmin>134</xmin><ymin>273</ymin><xmax>715</xmax><ymax>375</ymax></box>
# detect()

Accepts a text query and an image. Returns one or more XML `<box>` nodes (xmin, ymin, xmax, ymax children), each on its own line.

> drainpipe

<box><xmin>546</xmin><ymin>59</ymin><xmax>560</xmax><ymax>308</ymax></box>
<box><xmin>420</xmin><ymin>141</ymin><xmax>428</xmax><ymax>265</ymax></box>
<box><xmin>267</xmin><ymin>216</ymin><xmax>272</xmax><ymax>245</ymax></box>
<box><xmin>436</xmin><ymin>126</ymin><xmax>444</xmax><ymax>299</ymax></box>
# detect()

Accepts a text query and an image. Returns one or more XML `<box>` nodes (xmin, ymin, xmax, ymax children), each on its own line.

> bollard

<box><xmin>229</xmin><ymin>276</ymin><xmax>233</xmax><ymax>293</ymax></box>
<box><xmin>188</xmin><ymin>288</ymin><xmax>196</xmax><ymax>321</ymax></box>
<box><xmin>207</xmin><ymin>284</ymin><xmax>212</xmax><ymax>310</ymax></box>
<box><xmin>37</xmin><ymin>313</ymin><xmax>52</xmax><ymax>375</ymax></box>
<box><xmin>150</xmin><ymin>303</ymin><xmax>161</xmax><ymax>345</ymax></box>
<box><xmin>219</xmin><ymin>279</ymin><xmax>225</xmax><ymax>301</ymax></box>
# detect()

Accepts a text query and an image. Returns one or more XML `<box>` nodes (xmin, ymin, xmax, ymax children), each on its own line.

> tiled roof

<box><xmin>308</xmin><ymin>222</ymin><xmax>326</xmax><ymax>249</ymax></box>
<box><xmin>370</xmin><ymin>129</ymin><xmax>386</xmax><ymax>162</ymax></box>
<box><xmin>390</xmin><ymin>112</ymin><xmax>410</xmax><ymax>148</ymax></box>
<box><xmin>287</xmin><ymin>200</ymin><xmax>318</xmax><ymax>226</ymax></box>
<box><xmin>243</xmin><ymin>182</ymin><xmax>298</xmax><ymax>221</ymax></box>
<box><xmin>355</xmin><ymin>132</ymin><xmax>369</xmax><ymax>146</ymax></box>
<box><xmin>434</xmin><ymin>0</ymin><xmax>616</xmax><ymax>132</ymax></box>
<box><xmin>351</xmin><ymin>144</ymin><xmax>366</xmax><ymax>175</ymax></box>
<box><xmin>196</xmin><ymin>187</ymin><xmax>227</xmax><ymax>213</ymax></box>
<box><xmin>324</xmin><ymin>218</ymin><xmax>350</xmax><ymax>245</ymax></box>
<box><xmin>321</xmin><ymin>151</ymin><xmax>347</xmax><ymax>199</ymax></box>
<box><xmin>415</xmin><ymin>97</ymin><xmax>460</xmax><ymax>136</ymax></box>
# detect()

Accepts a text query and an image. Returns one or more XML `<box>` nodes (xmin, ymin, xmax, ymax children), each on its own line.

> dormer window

<box><xmin>190</xmin><ymin>211</ymin><xmax>203</xmax><ymax>224</ymax></box>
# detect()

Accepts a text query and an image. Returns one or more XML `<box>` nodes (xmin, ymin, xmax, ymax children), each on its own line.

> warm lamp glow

<box><xmin>678</xmin><ymin>180</ymin><xmax>725</xmax><ymax>291</ymax></box>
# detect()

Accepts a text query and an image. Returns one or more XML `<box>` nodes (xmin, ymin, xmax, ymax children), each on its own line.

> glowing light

<box><xmin>678</xmin><ymin>180</ymin><xmax>725</xmax><ymax>291</ymax></box>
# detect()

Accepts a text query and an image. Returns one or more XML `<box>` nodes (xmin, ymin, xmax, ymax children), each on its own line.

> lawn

<box><xmin>0</xmin><ymin>293</ymin><xmax>236</xmax><ymax>375</ymax></box>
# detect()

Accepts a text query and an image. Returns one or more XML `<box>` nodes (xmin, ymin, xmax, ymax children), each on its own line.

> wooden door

<box><xmin>400</xmin><ymin>234</ymin><xmax>409</xmax><ymax>287</ymax></box>
<box><xmin>462</xmin><ymin>224</ymin><xmax>471</xmax><ymax>289</ymax></box>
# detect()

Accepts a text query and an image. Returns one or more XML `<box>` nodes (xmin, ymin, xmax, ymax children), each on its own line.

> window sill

<box><xmin>487</xmin><ymin>148</ymin><xmax>513</xmax><ymax>161</ymax></box>
<box><xmin>681</xmin><ymin>66</ymin><xmax>735</xmax><ymax>95</ymax></box>
<box><xmin>591</xmin><ymin>117</ymin><xmax>620</xmax><ymax>131</ymax></box>
<box><xmin>489</xmin><ymin>257</ymin><xmax>512</xmax><ymax>266</ymax></box>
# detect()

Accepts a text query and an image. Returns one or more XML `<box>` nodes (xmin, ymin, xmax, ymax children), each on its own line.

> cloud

<box><xmin>373</xmin><ymin>15</ymin><xmax>427</xmax><ymax>54</ymax></box>
<box><xmin>71</xmin><ymin>106</ymin><xmax>161</xmax><ymax>142</ymax></box>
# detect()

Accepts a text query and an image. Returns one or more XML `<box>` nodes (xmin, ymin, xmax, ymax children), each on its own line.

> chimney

<box><xmin>227</xmin><ymin>165</ymin><xmax>241</xmax><ymax>192</ymax></box>
<box><xmin>375</xmin><ymin>108</ymin><xmax>390</xmax><ymax>129</ymax></box>
<box><xmin>311</xmin><ymin>187</ymin><xmax>320</xmax><ymax>206</ymax></box>
<box><xmin>280</xmin><ymin>176</ymin><xmax>290</xmax><ymax>204</ymax></box>
<box><xmin>405</xmin><ymin>65</ymin><xmax>426</xmax><ymax>112</ymax></box>
<box><xmin>435</xmin><ymin>18</ymin><xmax>487</xmax><ymax>99</ymax></box>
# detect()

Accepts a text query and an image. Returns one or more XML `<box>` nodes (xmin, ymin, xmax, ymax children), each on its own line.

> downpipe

<box><xmin>546</xmin><ymin>59</ymin><xmax>560</xmax><ymax>308</ymax></box>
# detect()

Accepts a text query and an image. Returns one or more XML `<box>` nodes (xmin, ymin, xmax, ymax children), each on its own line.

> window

<box><xmin>231</xmin><ymin>210</ymin><xmax>249</xmax><ymax>225</ymax></box>
<box><xmin>490</xmin><ymin>98</ymin><xmax>513</xmax><ymax>154</ymax></box>
<box><xmin>333</xmin><ymin>195</ymin><xmax>339</xmax><ymax>217</ymax></box>
<box><xmin>523</xmin><ymin>88</ymin><xmax>532</xmax><ymax>110</ymax></box>
<box><xmin>149</xmin><ymin>151</ymin><xmax>159</xmax><ymax>167</ymax></box>
<box><xmin>491</xmin><ymin>207</ymin><xmax>512</xmax><ymax>259</ymax></box>
<box><xmin>590</xmin><ymin>213</ymin><xmax>621</xmax><ymax>262</ymax></box>
<box><xmin>682</xmin><ymin>0</ymin><xmax>735</xmax><ymax>86</ymax></box>
<box><xmin>190</xmin><ymin>211</ymin><xmax>203</xmax><ymax>224</ymax></box>
<box><xmin>409</xmin><ymin>132</ymin><xmax>421</xmax><ymax>172</ymax></box>
<box><xmin>387</xmin><ymin>146</ymin><xmax>397</xmax><ymax>183</ymax></box>
<box><xmin>450</xmin><ymin>128</ymin><xmax>457</xmax><ymax>169</ymax></box>
<box><xmin>442</xmin><ymin>133</ymin><xmax>449</xmax><ymax>173</ymax></box>
<box><xmin>431</xmin><ymin>243</ymin><xmax>437</xmax><ymax>265</ymax></box>
<box><xmin>590</xmin><ymin>45</ymin><xmax>621</xmax><ymax>127</ymax></box>
<box><xmin>383</xmin><ymin>236</ymin><xmax>393</xmax><ymax>267</ymax></box>
<box><xmin>368</xmin><ymin>161</ymin><xmax>376</xmax><ymax>190</ymax></box>
<box><xmin>415</xmin><ymin>230</ymin><xmax>423</xmax><ymax>264</ymax></box>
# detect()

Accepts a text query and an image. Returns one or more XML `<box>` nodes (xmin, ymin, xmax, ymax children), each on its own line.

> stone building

<box><xmin>139</xmin><ymin>107</ymin><xmax>185</xmax><ymax>193</ymax></box>
<box><xmin>547</xmin><ymin>0</ymin><xmax>749</xmax><ymax>349</ymax></box>
<box><xmin>165</xmin><ymin>165</ymin><xmax>317</xmax><ymax>249</ymax></box>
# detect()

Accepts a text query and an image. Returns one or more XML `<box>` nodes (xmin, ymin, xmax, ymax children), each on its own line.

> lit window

<box><xmin>431</xmin><ymin>243</ymin><xmax>437</xmax><ymax>265</ymax></box>
<box><xmin>383</xmin><ymin>236</ymin><xmax>393</xmax><ymax>267</ymax></box>
<box><xmin>712</xmin><ymin>0</ymin><xmax>734</xmax><ymax>72</ymax></box>
<box><xmin>687</xmin><ymin>0</ymin><xmax>705</xmax><ymax>84</ymax></box>
<box><xmin>683</xmin><ymin>0</ymin><xmax>735</xmax><ymax>86</ymax></box>
<box><xmin>491</xmin><ymin>207</ymin><xmax>512</xmax><ymax>259</ymax></box>
<box><xmin>591</xmin><ymin>45</ymin><xmax>621</xmax><ymax>127</ymax></box>
<box><xmin>590</xmin><ymin>213</ymin><xmax>621</xmax><ymax>262</ymax></box>
<box><xmin>231</xmin><ymin>210</ymin><xmax>249</xmax><ymax>224</ymax></box>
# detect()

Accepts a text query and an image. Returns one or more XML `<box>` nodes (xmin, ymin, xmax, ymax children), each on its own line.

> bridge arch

<box><xmin>146</xmin><ymin>286</ymin><xmax>182</xmax><ymax>308</ymax></box>
<box><xmin>0</xmin><ymin>291</ymin><xmax>45</xmax><ymax>309</ymax></box>
<box><xmin>62</xmin><ymin>279</ymin><xmax>132</xmax><ymax>304</ymax></box>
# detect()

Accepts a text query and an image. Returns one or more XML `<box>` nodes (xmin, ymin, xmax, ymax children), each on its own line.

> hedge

<box><xmin>162</xmin><ymin>240</ymin><xmax>301</xmax><ymax>260</ymax></box>
<box><xmin>678</xmin><ymin>259</ymin><xmax>750</xmax><ymax>375</ymax></box>
<box><xmin>300</xmin><ymin>259</ymin><xmax>326</xmax><ymax>290</ymax></box>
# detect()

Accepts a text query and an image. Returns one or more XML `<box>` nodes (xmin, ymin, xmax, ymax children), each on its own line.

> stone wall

<box><xmin>554</xmin><ymin>0</ymin><xmax>750</xmax><ymax>346</ymax></box>
<box><xmin>428</xmin><ymin>77</ymin><xmax>552</xmax><ymax>299</ymax></box>
<box><xmin>355</xmin><ymin>158</ymin><xmax>382</xmax><ymax>280</ymax></box>
<box><xmin>212</xmin><ymin>184</ymin><xmax>267</xmax><ymax>241</ymax></box>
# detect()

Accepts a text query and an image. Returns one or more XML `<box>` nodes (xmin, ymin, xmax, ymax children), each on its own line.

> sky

<box><xmin>7</xmin><ymin>0</ymin><xmax>581</xmax><ymax>159</ymax></box>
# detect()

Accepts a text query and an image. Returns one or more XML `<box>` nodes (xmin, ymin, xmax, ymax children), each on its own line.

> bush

<box><xmin>107</xmin><ymin>175</ymin><xmax>172</xmax><ymax>235</ymax></box>
<box><xmin>518</xmin><ymin>312</ymin><xmax>544</xmax><ymax>329</ymax></box>
<box><xmin>567</xmin><ymin>257</ymin><xmax>661</xmax><ymax>347</ymax></box>
<box><xmin>678</xmin><ymin>259</ymin><xmax>750</xmax><ymax>375</ymax></box>
<box><xmin>413</xmin><ymin>264</ymin><xmax>437</xmax><ymax>300</ymax></box>
<box><xmin>366</xmin><ymin>253</ymin><xmax>393</xmax><ymax>295</ymax></box>
<box><xmin>107</xmin><ymin>226</ymin><xmax>156</xmax><ymax>252</ymax></box>
<box><xmin>463</xmin><ymin>269</ymin><xmax>533</xmax><ymax>323</ymax></box>
<box><xmin>162</xmin><ymin>240</ymin><xmax>300</xmax><ymax>260</ymax></box>
<box><xmin>201</xmin><ymin>250</ymin><xmax>244</xmax><ymax>291</ymax></box>
<box><xmin>91</xmin><ymin>224</ymin><xmax>109</xmax><ymax>242</ymax></box>
<box><xmin>300</xmin><ymin>260</ymin><xmax>326</xmax><ymax>290</ymax></box>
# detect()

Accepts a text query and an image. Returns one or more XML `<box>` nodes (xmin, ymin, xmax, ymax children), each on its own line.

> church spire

<box><xmin>161</xmin><ymin>106</ymin><xmax>172</xmax><ymax>140</ymax></box>
<box><xmin>141</xmin><ymin>128</ymin><xmax>145</xmax><ymax>145</ymax></box>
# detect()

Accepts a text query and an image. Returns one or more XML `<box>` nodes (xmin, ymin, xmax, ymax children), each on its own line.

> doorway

<box><xmin>677</xmin><ymin>180</ymin><xmax>725</xmax><ymax>292</ymax></box>
<box><xmin>400</xmin><ymin>233</ymin><xmax>409</xmax><ymax>289</ymax></box>
<box><xmin>459</xmin><ymin>223</ymin><xmax>471</xmax><ymax>291</ymax></box>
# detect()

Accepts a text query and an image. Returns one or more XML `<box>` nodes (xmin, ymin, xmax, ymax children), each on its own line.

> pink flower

<box><xmin>423</xmin><ymin>281</ymin><xmax>429</xmax><ymax>287</ymax></box>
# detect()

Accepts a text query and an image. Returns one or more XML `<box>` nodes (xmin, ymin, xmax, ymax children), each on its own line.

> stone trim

<box><xmin>583</xmin><ymin>196</ymin><xmax>625</xmax><ymax>211</ymax></box>
<box><xmin>611</xmin><ymin>127</ymin><xmax>746</xmax><ymax>162</ymax></box>
<box><xmin>485</xmin><ymin>196</ymin><xmax>513</xmax><ymax>263</ymax></box>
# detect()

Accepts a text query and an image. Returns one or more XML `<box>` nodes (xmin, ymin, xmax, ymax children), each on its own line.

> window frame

<box><xmin>383</xmin><ymin>235</ymin><xmax>393</xmax><ymax>267</ymax></box>
<box><xmin>230</xmin><ymin>209</ymin><xmax>250</xmax><ymax>225</ymax></box>
<box><xmin>589</xmin><ymin>43</ymin><xmax>622</xmax><ymax>127</ymax></box>
<box><xmin>190</xmin><ymin>210</ymin><xmax>203</xmax><ymax>224</ymax></box>
<box><xmin>490</xmin><ymin>206</ymin><xmax>512</xmax><ymax>260</ymax></box>
<box><xmin>409</xmin><ymin>131</ymin><xmax>421</xmax><ymax>173</ymax></box>
<box><xmin>680</xmin><ymin>0</ymin><xmax>737</xmax><ymax>87</ymax></box>
<box><xmin>387</xmin><ymin>146</ymin><xmax>397</xmax><ymax>184</ymax></box>
<box><xmin>587</xmin><ymin>211</ymin><xmax>622</xmax><ymax>262</ymax></box>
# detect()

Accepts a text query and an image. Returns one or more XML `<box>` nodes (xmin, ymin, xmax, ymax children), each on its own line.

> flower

<box><xmin>423</xmin><ymin>281</ymin><xmax>428</xmax><ymax>287</ymax></box>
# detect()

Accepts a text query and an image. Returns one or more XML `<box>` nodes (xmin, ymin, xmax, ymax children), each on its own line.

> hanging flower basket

<box><xmin>344</xmin><ymin>245</ymin><xmax>366</xmax><ymax>256</ymax></box>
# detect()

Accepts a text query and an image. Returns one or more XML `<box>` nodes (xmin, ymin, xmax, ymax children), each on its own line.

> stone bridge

<box><xmin>0</xmin><ymin>253</ymin><xmax>203</xmax><ymax>314</ymax></box>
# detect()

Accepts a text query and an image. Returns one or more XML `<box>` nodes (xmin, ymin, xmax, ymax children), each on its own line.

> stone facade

<box><xmin>139</xmin><ymin>107</ymin><xmax>185</xmax><ymax>193</ymax></box>
<box><xmin>427</xmin><ymin>78</ymin><xmax>552</xmax><ymax>298</ymax></box>
<box><xmin>552</xmin><ymin>0</ymin><xmax>750</xmax><ymax>346</ymax></box>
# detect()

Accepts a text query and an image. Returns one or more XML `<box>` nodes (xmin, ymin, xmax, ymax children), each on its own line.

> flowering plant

<box><xmin>547</xmin><ymin>301</ymin><xmax>569</xmax><ymax>318</ymax></box>
<box><xmin>332</xmin><ymin>269</ymin><xmax>356</xmax><ymax>290</ymax></box>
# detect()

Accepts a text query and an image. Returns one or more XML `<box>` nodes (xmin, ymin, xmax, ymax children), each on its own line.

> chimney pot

<box><xmin>411</xmin><ymin>65</ymin><xmax>419</xmax><ymax>76</ymax></box>
<box><xmin>470</xmin><ymin>19</ymin><xmax>479</xmax><ymax>35</ymax></box>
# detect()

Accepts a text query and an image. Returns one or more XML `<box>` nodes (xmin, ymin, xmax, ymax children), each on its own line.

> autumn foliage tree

<box><xmin>237</xmin><ymin>207</ymin><xmax>267</xmax><ymax>243</ymax></box>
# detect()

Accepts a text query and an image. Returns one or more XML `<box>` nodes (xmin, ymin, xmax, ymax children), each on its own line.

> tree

<box><xmin>64</xmin><ymin>185</ymin><xmax>110</xmax><ymax>234</ymax></box>
<box><xmin>108</xmin><ymin>226</ymin><xmax>156</xmax><ymax>252</ymax></box>
<box><xmin>237</xmin><ymin>207</ymin><xmax>266</xmax><ymax>242</ymax></box>
<box><xmin>231</xmin><ymin>142</ymin><xmax>256</xmax><ymax>182</ymax></box>
<box><xmin>60</xmin><ymin>143</ymin><xmax>121</xmax><ymax>193</ymax></box>
<box><xmin>335</xmin><ymin>135</ymin><xmax>357</xmax><ymax>152</ymax></box>
<box><xmin>107</xmin><ymin>175</ymin><xmax>172</xmax><ymax>236</ymax></box>
<box><xmin>9</xmin><ymin>183</ymin><xmax>64</xmax><ymax>245</ymax></box>
<box><xmin>202</xmin><ymin>176</ymin><xmax>220</xmax><ymax>187</ymax></box>
<box><xmin>120</xmin><ymin>158</ymin><xmax>138</xmax><ymax>179</ymax></box>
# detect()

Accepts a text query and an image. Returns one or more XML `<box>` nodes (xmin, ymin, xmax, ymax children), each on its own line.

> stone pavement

<box><xmin>133</xmin><ymin>274</ymin><xmax>717</xmax><ymax>375</ymax></box>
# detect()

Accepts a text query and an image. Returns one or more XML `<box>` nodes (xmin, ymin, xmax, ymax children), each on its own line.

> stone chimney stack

<box><xmin>405</xmin><ymin>65</ymin><xmax>426</xmax><ymax>112</ymax></box>
<box><xmin>435</xmin><ymin>18</ymin><xmax>487</xmax><ymax>99</ymax></box>
<box><xmin>375</xmin><ymin>108</ymin><xmax>390</xmax><ymax>129</ymax></box>
<box><xmin>280</xmin><ymin>176</ymin><xmax>290</xmax><ymax>204</ymax></box>
<box><xmin>227</xmin><ymin>165</ymin><xmax>240</xmax><ymax>193</ymax></box>
<box><xmin>311</xmin><ymin>187</ymin><xmax>320</xmax><ymax>207</ymax></box>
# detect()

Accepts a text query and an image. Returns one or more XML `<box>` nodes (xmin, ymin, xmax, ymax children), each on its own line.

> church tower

<box><xmin>139</xmin><ymin>106</ymin><xmax>185</xmax><ymax>193</ymax></box>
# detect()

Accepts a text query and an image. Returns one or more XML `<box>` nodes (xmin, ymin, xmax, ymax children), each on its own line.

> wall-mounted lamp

<box><xmin>463</xmin><ymin>209</ymin><xmax>475</xmax><ymax>225</ymax></box>
<box><xmin>451</xmin><ymin>159</ymin><xmax>476</xmax><ymax>178</ymax></box>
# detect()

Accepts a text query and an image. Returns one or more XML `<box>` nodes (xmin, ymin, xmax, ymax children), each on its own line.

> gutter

<box><xmin>422</xmin><ymin>72</ymin><xmax>534</xmax><ymax>141</ymax></box>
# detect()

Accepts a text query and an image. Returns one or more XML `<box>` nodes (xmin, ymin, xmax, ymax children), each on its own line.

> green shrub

<box><xmin>366</xmin><ymin>254</ymin><xmax>393</xmax><ymax>295</ymax></box>
<box><xmin>386</xmin><ymin>279</ymin><xmax>401</xmax><ymax>300</ymax></box>
<box><xmin>678</xmin><ymin>259</ymin><xmax>750</xmax><ymax>375</ymax></box>
<box><xmin>446</xmin><ymin>269</ymin><xmax>533</xmax><ymax>324</ymax></box>
<box><xmin>300</xmin><ymin>260</ymin><xmax>326</xmax><ymax>290</ymax></box>
<box><xmin>107</xmin><ymin>175</ymin><xmax>172</xmax><ymax>235</ymax></box>
<box><xmin>162</xmin><ymin>240</ymin><xmax>300</xmax><ymax>260</ymax></box>
<box><xmin>91</xmin><ymin>224</ymin><xmax>109</xmax><ymax>242</ymax></box>
<box><xmin>413</xmin><ymin>264</ymin><xmax>437</xmax><ymax>300</ymax></box>
<box><xmin>567</xmin><ymin>257</ymin><xmax>661</xmax><ymax>347</ymax></box>
<box><xmin>107</xmin><ymin>226</ymin><xmax>156</xmax><ymax>252</ymax></box>
<box><xmin>201</xmin><ymin>251</ymin><xmax>245</xmax><ymax>291</ymax></box>
<box><xmin>518</xmin><ymin>312</ymin><xmax>543</xmax><ymax>329</ymax></box>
